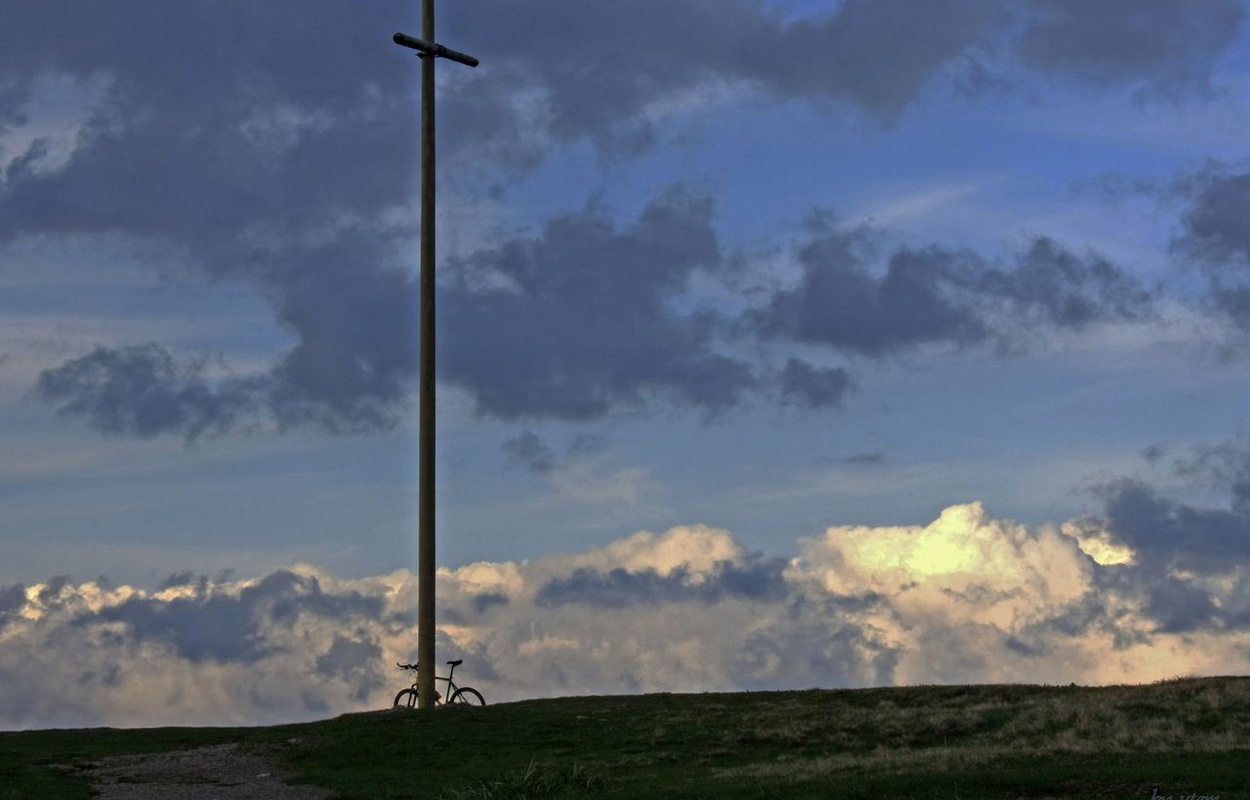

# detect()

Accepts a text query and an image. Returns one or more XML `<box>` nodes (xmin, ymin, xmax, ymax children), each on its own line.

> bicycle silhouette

<box><xmin>394</xmin><ymin>659</ymin><xmax>486</xmax><ymax>707</ymax></box>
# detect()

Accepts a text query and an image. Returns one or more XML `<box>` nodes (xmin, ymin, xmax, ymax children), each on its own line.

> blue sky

<box><xmin>2</xmin><ymin>1</ymin><xmax>1250</xmax><ymax>727</ymax></box>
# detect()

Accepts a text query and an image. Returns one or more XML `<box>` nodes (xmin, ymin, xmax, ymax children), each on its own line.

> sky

<box><xmin>2</xmin><ymin>0</ymin><xmax>1250</xmax><ymax>729</ymax></box>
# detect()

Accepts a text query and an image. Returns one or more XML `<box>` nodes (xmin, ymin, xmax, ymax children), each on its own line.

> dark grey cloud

<box><xmin>2</xmin><ymin>1</ymin><xmax>423</xmax><ymax>437</ymax></box>
<box><xmin>35</xmin><ymin>345</ymin><xmax>263</xmax><ymax>440</ymax></box>
<box><xmin>535</xmin><ymin>558</ymin><xmax>788</xmax><ymax>609</ymax></box>
<box><xmin>440</xmin><ymin>0</ymin><xmax>1002</xmax><ymax>163</ymax></box>
<box><xmin>844</xmin><ymin>452</ymin><xmax>886</xmax><ymax>466</ymax></box>
<box><xmin>1172</xmin><ymin>166</ymin><xmax>1250</xmax><ymax>329</ymax></box>
<box><xmin>81</xmin><ymin>569</ymin><xmax>386</xmax><ymax>664</ymax></box>
<box><xmin>1019</xmin><ymin>0</ymin><xmax>1246</xmax><ymax>98</ymax></box>
<box><xmin>441</xmin><ymin>0</ymin><xmax>1240</xmax><ymax>164</ymax></box>
<box><xmin>779</xmin><ymin>358</ymin><xmax>854</xmax><ymax>409</ymax></box>
<box><xmin>33</xmin><ymin>577</ymin><xmax>71</xmax><ymax>607</ymax></box>
<box><xmin>314</xmin><ymin>636</ymin><xmax>384</xmax><ymax>702</ymax></box>
<box><xmin>1168</xmin><ymin>439</ymin><xmax>1250</xmax><ymax>506</ymax></box>
<box><xmin>1024</xmin><ymin>595</ymin><xmax>1109</xmax><ymax>641</ymax></box>
<box><xmin>37</xmin><ymin>315</ymin><xmax>420</xmax><ymax>438</ymax></box>
<box><xmin>1179</xmin><ymin>168</ymin><xmax>1250</xmax><ymax>266</ymax></box>
<box><xmin>1145</xmin><ymin>577</ymin><xmax>1221</xmax><ymax>633</ymax></box>
<box><xmin>1082</xmin><ymin>440</ymin><xmax>1250</xmax><ymax>633</ymax></box>
<box><xmin>157</xmin><ymin>569</ymin><xmax>235</xmax><ymax>592</ymax></box>
<box><xmin>731</xmin><ymin>616</ymin><xmax>900</xmax><ymax>691</ymax></box>
<box><xmin>31</xmin><ymin>244</ymin><xmax>420</xmax><ymax>439</ymax></box>
<box><xmin>442</xmin><ymin>188</ymin><xmax>756</xmax><ymax>420</ymax></box>
<box><xmin>158</xmin><ymin>571</ymin><xmax>204</xmax><ymax>592</ymax></box>
<box><xmin>1004</xmin><ymin>635</ymin><xmax>1045</xmax><ymax>658</ymax></box>
<box><xmin>0</xmin><ymin>2</ymin><xmax>422</xmax><ymax>249</ymax></box>
<box><xmin>0</xmin><ymin>584</ymin><xmax>25</xmax><ymax>632</ymax></box>
<box><xmin>502</xmin><ymin>432</ymin><xmax>618</xmax><ymax>474</ymax></box>
<box><xmin>255</xmin><ymin>570</ymin><xmax>386</xmax><ymax>628</ymax></box>
<box><xmin>264</xmin><ymin>250</ymin><xmax>420</xmax><ymax>433</ymax></box>
<box><xmin>977</xmin><ymin>238</ymin><xmax>1156</xmax><ymax>329</ymax></box>
<box><xmin>471</xmin><ymin>592</ymin><xmax>509</xmax><ymax>615</ymax></box>
<box><xmin>91</xmin><ymin>591</ymin><xmax>271</xmax><ymax>664</ymax></box>
<box><xmin>568</xmin><ymin>433</ymin><xmax>609</xmax><ymax>457</ymax></box>
<box><xmin>755</xmin><ymin>225</ymin><xmax>1155</xmax><ymax>357</ymax></box>
<box><xmin>1073</xmin><ymin>171</ymin><xmax>1166</xmax><ymax>205</ymax></box>
<box><xmin>1096</xmin><ymin>478</ymin><xmax>1250</xmax><ymax>570</ymax></box>
<box><xmin>753</xmin><ymin>225</ymin><xmax>979</xmax><ymax>355</ymax></box>
<box><xmin>503</xmin><ymin>431</ymin><xmax>557</xmax><ymax>474</ymax></box>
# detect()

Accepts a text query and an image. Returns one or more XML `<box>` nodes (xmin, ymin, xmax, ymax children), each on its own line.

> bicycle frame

<box><xmin>402</xmin><ymin>672</ymin><xmax>456</xmax><ymax>699</ymax></box>
<box><xmin>394</xmin><ymin>659</ymin><xmax>485</xmax><ymax>708</ymax></box>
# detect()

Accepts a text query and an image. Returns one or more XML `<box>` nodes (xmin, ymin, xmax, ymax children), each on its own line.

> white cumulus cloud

<box><xmin>1</xmin><ymin>504</ymin><xmax>1247</xmax><ymax>730</ymax></box>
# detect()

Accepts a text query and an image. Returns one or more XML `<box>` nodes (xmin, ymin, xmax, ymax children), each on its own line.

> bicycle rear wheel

<box><xmin>393</xmin><ymin>688</ymin><xmax>418</xmax><ymax>709</ymax></box>
<box><xmin>449</xmin><ymin>687</ymin><xmax>485</xmax><ymax>706</ymax></box>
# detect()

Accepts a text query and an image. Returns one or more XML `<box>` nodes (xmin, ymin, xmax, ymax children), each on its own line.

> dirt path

<box><xmin>79</xmin><ymin>742</ymin><xmax>332</xmax><ymax>800</ymax></box>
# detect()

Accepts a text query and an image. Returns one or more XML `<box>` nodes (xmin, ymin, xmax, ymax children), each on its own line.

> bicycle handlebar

<box><xmin>397</xmin><ymin>660</ymin><xmax>466</xmax><ymax>673</ymax></box>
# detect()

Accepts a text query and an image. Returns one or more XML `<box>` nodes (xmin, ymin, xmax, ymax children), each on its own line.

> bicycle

<box><xmin>393</xmin><ymin>659</ymin><xmax>486</xmax><ymax>708</ymax></box>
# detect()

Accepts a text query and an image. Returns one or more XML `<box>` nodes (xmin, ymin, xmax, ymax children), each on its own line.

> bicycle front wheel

<box><xmin>449</xmin><ymin>687</ymin><xmax>485</xmax><ymax>706</ymax></box>
<box><xmin>393</xmin><ymin>688</ymin><xmax>418</xmax><ymax>709</ymax></box>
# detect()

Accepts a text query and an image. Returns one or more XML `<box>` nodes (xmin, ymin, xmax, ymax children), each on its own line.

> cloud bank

<box><xmin>4</xmin><ymin>0</ymin><xmax>1237</xmax><ymax>438</ymax></box>
<box><xmin>441</xmin><ymin>0</ymin><xmax>1245</xmax><ymax>159</ymax></box>
<box><xmin>4</xmin><ymin>490</ymin><xmax>1247</xmax><ymax>730</ymax></box>
<box><xmin>755</xmin><ymin>226</ymin><xmax>1156</xmax><ymax>358</ymax></box>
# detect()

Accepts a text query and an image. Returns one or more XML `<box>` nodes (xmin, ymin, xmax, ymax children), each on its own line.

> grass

<box><xmin>438</xmin><ymin>760</ymin><xmax>608</xmax><ymax>799</ymax></box>
<box><xmin>1</xmin><ymin>676</ymin><xmax>1246</xmax><ymax>799</ymax></box>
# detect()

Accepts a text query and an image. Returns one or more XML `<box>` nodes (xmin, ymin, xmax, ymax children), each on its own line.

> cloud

<box><xmin>844</xmin><ymin>452</ymin><xmax>886</xmax><ymax>466</ymax></box>
<box><xmin>438</xmin><ymin>0</ymin><xmax>1001</xmax><ymax>164</ymax></box>
<box><xmin>315</xmin><ymin>636</ymin><xmax>384</xmax><ymax>703</ymax></box>
<box><xmin>1171</xmin><ymin>164</ymin><xmax>1250</xmax><ymax>329</ymax></box>
<box><xmin>754</xmin><ymin>222</ymin><xmax>1156</xmax><ymax>357</ymax></box>
<box><xmin>1018</xmin><ymin>0</ymin><xmax>1247</xmax><ymax>98</ymax></box>
<box><xmin>502</xmin><ymin>431</ymin><xmax>557</xmax><ymax>474</ymax></box>
<box><xmin>1180</xmin><ymin>167</ymin><xmax>1250</xmax><ymax>266</ymax></box>
<box><xmin>1094</xmin><ymin>478</ymin><xmax>1250</xmax><ymax>568</ymax></box>
<box><xmin>442</xmin><ymin>187</ymin><xmax>755</xmax><ymax>420</ymax></box>
<box><xmin>34</xmin><ymin>255</ymin><xmax>420</xmax><ymax>439</ymax></box>
<box><xmin>35</xmin><ymin>345</ymin><xmax>262</xmax><ymax>440</ymax></box>
<box><xmin>5</xmin><ymin>500</ymin><xmax>1249</xmax><ymax>729</ymax></box>
<box><xmin>779</xmin><ymin>358</ymin><xmax>855</xmax><ymax>409</ymax></box>
<box><xmin>501</xmin><ymin>433</ymin><xmax>654</xmax><ymax>510</ymax></box>
<box><xmin>1068</xmin><ymin>438</ymin><xmax>1250</xmax><ymax>633</ymax></box>
<box><xmin>534</xmin><ymin>558</ymin><xmax>789</xmax><ymax>608</ymax></box>
<box><xmin>1</xmin><ymin>1</ymin><xmax>1228</xmax><ymax>440</ymax></box>
<box><xmin>979</xmin><ymin>237</ymin><xmax>1157</xmax><ymax>328</ymax></box>
<box><xmin>0</xmin><ymin>565</ymin><xmax>409</xmax><ymax>728</ymax></box>
<box><xmin>1083</xmin><ymin>438</ymin><xmax>1250</xmax><ymax>574</ymax></box>
<box><xmin>84</xmin><ymin>570</ymin><xmax>386</xmax><ymax>665</ymax></box>
<box><xmin>2</xmin><ymin>1</ymin><xmax>425</xmax><ymax>438</ymax></box>
<box><xmin>441</xmin><ymin>0</ymin><xmax>1242</xmax><ymax>163</ymax></box>
<box><xmin>0</xmin><ymin>584</ymin><xmax>25</xmax><ymax>631</ymax></box>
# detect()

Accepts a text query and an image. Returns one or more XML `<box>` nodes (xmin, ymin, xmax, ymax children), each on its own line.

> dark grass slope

<box><xmin>3</xmin><ymin>677</ymin><xmax>1247</xmax><ymax>799</ymax></box>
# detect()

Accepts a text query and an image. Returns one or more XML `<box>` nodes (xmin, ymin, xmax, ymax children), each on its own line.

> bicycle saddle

<box><xmin>446</xmin><ymin>659</ymin><xmax>463</xmax><ymax>667</ymax></box>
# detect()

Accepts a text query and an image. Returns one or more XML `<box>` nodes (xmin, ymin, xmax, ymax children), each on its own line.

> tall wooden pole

<box><xmin>415</xmin><ymin>0</ymin><xmax>437</xmax><ymax>711</ymax></box>
<box><xmin>394</xmin><ymin>0</ymin><xmax>477</xmax><ymax>713</ymax></box>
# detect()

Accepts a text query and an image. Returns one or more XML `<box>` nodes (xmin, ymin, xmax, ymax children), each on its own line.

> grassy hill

<box><xmin>2</xmin><ymin>677</ymin><xmax>1247</xmax><ymax>799</ymax></box>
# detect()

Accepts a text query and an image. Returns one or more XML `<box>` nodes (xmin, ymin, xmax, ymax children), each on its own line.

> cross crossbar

<box><xmin>393</xmin><ymin>32</ymin><xmax>479</xmax><ymax>68</ymax></box>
